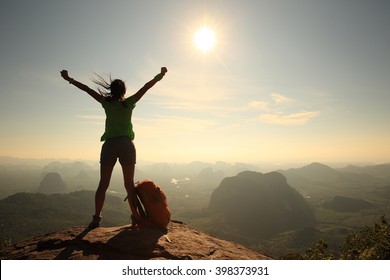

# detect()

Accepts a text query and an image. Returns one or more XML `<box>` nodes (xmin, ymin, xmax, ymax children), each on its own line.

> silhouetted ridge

<box><xmin>209</xmin><ymin>171</ymin><xmax>316</xmax><ymax>237</ymax></box>
<box><xmin>286</xmin><ymin>162</ymin><xmax>340</xmax><ymax>181</ymax></box>
<box><xmin>37</xmin><ymin>172</ymin><xmax>68</xmax><ymax>194</ymax></box>
<box><xmin>323</xmin><ymin>196</ymin><xmax>377</xmax><ymax>212</ymax></box>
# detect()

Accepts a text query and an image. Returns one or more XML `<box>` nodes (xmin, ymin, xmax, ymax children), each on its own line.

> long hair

<box><xmin>92</xmin><ymin>73</ymin><xmax>126</xmax><ymax>102</ymax></box>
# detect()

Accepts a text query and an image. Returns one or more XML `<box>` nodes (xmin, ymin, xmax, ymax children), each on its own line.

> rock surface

<box><xmin>0</xmin><ymin>221</ymin><xmax>271</xmax><ymax>260</ymax></box>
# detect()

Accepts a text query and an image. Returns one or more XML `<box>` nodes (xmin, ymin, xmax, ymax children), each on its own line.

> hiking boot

<box><xmin>88</xmin><ymin>215</ymin><xmax>102</xmax><ymax>229</ymax></box>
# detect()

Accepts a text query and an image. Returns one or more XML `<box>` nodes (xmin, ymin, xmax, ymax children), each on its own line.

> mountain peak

<box><xmin>209</xmin><ymin>171</ymin><xmax>316</xmax><ymax>237</ymax></box>
<box><xmin>37</xmin><ymin>172</ymin><xmax>68</xmax><ymax>194</ymax></box>
<box><xmin>305</xmin><ymin>162</ymin><xmax>333</xmax><ymax>170</ymax></box>
<box><xmin>0</xmin><ymin>221</ymin><xmax>271</xmax><ymax>260</ymax></box>
<box><xmin>284</xmin><ymin>162</ymin><xmax>339</xmax><ymax>180</ymax></box>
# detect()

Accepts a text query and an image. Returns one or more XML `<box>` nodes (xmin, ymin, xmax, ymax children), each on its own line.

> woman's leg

<box><xmin>121</xmin><ymin>164</ymin><xmax>141</xmax><ymax>222</ymax></box>
<box><xmin>94</xmin><ymin>164</ymin><xmax>115</xmax><ymax>217</ymax></box>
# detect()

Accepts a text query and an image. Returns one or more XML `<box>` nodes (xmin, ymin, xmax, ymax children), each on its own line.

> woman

<box><xmin>60</xmin><ymin>67</ymin><xmax>167</xmax><ymax>228</ymax></box>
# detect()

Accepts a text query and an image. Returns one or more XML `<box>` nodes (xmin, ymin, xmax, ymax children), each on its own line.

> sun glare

<box><xmin>193</xmin><ymin>27</ymin><xmax>216</xmax><ymax>53</ymax></box>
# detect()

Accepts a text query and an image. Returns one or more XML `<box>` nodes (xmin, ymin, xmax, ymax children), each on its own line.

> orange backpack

<box><xmin>135</xmin><ymin>180</ymin><xmax>171</xmax><ymax>228</ymax></box>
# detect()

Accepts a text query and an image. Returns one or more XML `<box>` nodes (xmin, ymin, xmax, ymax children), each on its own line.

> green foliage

<box><xmin>280</xmin><ymin>240</ymin><xmax>334</xmax><ymax>260</ymax></box>
<box><xmin>303</xmin><ymin>240</ymin><xmax>334</xmax><ymax>260</ymax></box>
<box><xmin>0</xmin><ymin>224</ymin><xmax>12</xmax><ymax>249</ymax></box>
<box><xmin>281</xmin><ymin>216</ymin><xmax>390</xmax><ymax>259</ymax></box>
<box><xmin>280</xmin><ymin>216</ymin><xmax>390</xmax><ymax>260</ymax></box>
<box><xmin>340</xmin><ymin>215</ymin><xmax>390</xmax><ymax>259</ymax></box>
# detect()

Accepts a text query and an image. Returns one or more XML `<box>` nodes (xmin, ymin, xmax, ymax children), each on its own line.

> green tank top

<box><xmin>100</xmin><ymin>97</ymin><xmax>136</xmax><ymax>141</ymax></box>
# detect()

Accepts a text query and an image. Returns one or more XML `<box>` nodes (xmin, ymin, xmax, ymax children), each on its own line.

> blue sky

<box><xmin>1</xmin><ymin>0</ymin><xmax>389</xmax><ymax>164</ymax></box>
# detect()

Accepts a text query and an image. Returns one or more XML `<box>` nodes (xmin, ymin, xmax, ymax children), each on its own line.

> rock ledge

<box><xmin>0</xmin><ymin>221</ymin><xmax>271</xmax><ymax>260</ymax></box>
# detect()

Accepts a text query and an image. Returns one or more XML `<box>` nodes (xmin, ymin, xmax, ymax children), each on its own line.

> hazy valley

<box><xmin>1</xmin><ymin>156</ymin><xmax>390</xmax><ymax>258</ymax></box>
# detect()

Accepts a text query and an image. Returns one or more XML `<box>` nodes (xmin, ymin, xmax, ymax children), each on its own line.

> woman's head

<box><xmin>93</xmin><ymin>74</ymin><xmax>126</xmax><ymax>101</ymax></box>
<box><xmin>110</xmin><ymin>79</ymin><xmax>126</xmax><ymax>100</ymax></box>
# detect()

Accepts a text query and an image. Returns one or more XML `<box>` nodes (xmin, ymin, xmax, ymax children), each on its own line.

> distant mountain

<box><xmin>338</xmin><ymin>163</ymin><xmax>390</xmax><ymax>182</ymax></box>
<box><xmin>323</xmin><ymin>196</ymin><xmax>377</xmax><ymax>212</ymax></box>
<box><xmin>196</xmin><ymin>167</ymin><xmax>225</xmax><ymax>184</ymax></box>
<box><xmin>286</xmin><ymin>162</ymin><xmax>340</xmax><ymax>181</ymax></box>
<box><xmin>42</xmin><ymin>161</ymin><xmax>94</xmax><ymax>178</ymax></box>
<box><xmin>278</xmin><ymin>162</ymin><xmax>385</xmax><ymax>203</ymax></box>
<box><xmin>37</xmin><ymin>172</ymin><xmax>68</xmax><ymax>194</ymax></box>
<box><xmin>209</xmin><ymin>171</ymin><xmax>316</xmax><ymax>238</ymax></box>
<box><xmin>279</xmin><ymin>162</ymin><xmax>365</xmax><ymax>184</ymax></box>
<box><xmin>72</xmin><ymin>170</ymin><xmax>90</xmax><ymax>181</ymax></box>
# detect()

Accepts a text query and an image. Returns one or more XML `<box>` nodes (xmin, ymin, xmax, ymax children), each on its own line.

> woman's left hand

<box><xmin>60</xmin><ymin>70</ymin><xmax>70</xmax><ymax>81</ymax></box>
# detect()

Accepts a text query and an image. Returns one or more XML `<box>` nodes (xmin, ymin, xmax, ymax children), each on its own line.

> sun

<box><xmin>193</xmin><ymin>27</ymin><xmax>216</xmax><ymax>53</ymax></box>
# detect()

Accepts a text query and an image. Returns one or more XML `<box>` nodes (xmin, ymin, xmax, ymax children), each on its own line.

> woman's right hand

<box><xmin>161</xmin><ymin>67</ymin><xmax>168</xmax><ymax>74</ymax></box>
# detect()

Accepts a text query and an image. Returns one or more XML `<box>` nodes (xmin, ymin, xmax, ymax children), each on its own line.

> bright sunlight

<box><xmin>193</xmin><ymin>27</ymin><xmax>216</xmax><ymax>53</ymax></box>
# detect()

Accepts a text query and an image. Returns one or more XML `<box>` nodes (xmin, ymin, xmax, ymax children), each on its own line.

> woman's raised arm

<box><xmin>60</xmin><ymin>70</ymin><xmax>103</xmax><ymax>103</ymax></box>
<box><xmin>130</xmin><ymin>67</ymin><xmax>167</xmax><ymax>103</ymax></box>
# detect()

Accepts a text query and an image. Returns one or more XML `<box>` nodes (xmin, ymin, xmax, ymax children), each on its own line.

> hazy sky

<box><xmin>1</xmin><ymin>0</ymin><xmax>389</xmax><ymax>164</ymax></box>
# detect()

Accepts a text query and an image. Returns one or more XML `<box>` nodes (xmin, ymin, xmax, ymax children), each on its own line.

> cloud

<box><xmin>77</xmin><ymin>115</ymin><xmax>105</xmax><ymax>125</ymax></box>
<box><xmin>134</xmin><ymin>115</ymin><xmax>217</xmax><ymax>134</ymax></box>
<box><xmin>248</xmin><ymin>93</ymin><xmax>292</xmax><ymax>113</ymax></box>
<box><xmin>77</xmin><ymin>115</ymin><xmax>105</xmax><ymax>120</ymax></box>
<box><xmin>248</xmin><ymin>92</ymin><xmax>320</xmax><ymax>125</ymax></box>
<box><xmin>259</xmin><ymin>111</ymin><xmax>320</xmax><ymax>125</ymax></box>
<box><xmin>271</xmin><ymin>93</ymin><xmax>293</xmax><ymax>104</ymax></box>
<box><xmin>248</xmin><ymin>101</ymin><xmax>269</xmax><ymax>111</ymax></box>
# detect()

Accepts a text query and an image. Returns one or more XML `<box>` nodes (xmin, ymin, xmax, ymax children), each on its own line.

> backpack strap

<box><xmin>135</xmin><ymin>187</ymin><xmax>147</xmax><ymax>218</ymax></box>
<box><xmin>124</xmin><ymin>182</ymin><xmax>147</xmax><ymax>225</ymax></box>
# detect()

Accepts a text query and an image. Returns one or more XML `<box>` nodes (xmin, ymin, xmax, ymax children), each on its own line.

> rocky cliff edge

<box><xmin>0</xmin><ymin>221</ymin><xmax>271</xmax><ymax>260</ymax></box>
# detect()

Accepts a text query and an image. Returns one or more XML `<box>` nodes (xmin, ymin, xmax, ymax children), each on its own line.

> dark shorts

<box><xmin>100</xmin><ymin>136</ymin><xmax>136</xmax><ymax>166</ymax></box>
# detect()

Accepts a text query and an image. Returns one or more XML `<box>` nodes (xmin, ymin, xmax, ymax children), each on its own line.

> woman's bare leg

<box><xmin>88</xmin><ymin>164</ymin><xmax>114</xmax><ymax>228</ymax></box>
<box><xmin>121</xmin><ymin>164</ymin><xmax>141</xmax><ymax>222</ymax></box>
<box><xmin>94</xmin><ymin>164</ymin><xmax>115</xmax><ymax>217</ymax></box>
